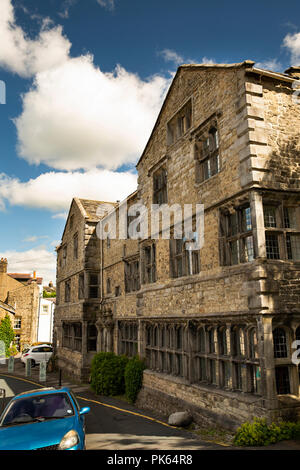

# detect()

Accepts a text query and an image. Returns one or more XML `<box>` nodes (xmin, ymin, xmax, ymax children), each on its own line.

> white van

<box><xmin>21</xmin><ymin>344</ymin><xmax>53</xmax><ymax>367</ymax></box>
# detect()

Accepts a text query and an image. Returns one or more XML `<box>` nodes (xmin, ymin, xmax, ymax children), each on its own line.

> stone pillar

<box><xmin>250</xmin><ymin>192</ymin><xmax>266</xmax><ymax>259</ymax></box>
<box><xmin>257</xmin><ymin>316</ymin><xmax>277</xmax><ymax>410</ymax></box>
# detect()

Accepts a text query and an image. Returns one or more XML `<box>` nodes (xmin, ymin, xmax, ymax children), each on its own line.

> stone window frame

<box><xmin>124</xmin><ymin>255</ymin><xmax>140</xmax><ymax>293</ymax></box>
<box><xmin>219</xmin><ymin>203</ymin><xmax>255</xmax><ymax>266</ymax></box>
<box><xmin>144</xmin><ymin>322</ymin><xmax>188</xmax><ymax>379</ymax></box>
<box><xmin>167</xmin><ymin>98</ymin><xmax>192</xmax><ymax>146</ymax></box>
<box><xmin>194</xmin><ymin>121</ymin><xmax>220</xmax><ymax>185</ymax></box>
<box><xmin>73</xmin><ymin>322</ymin><xmax>82</xmax><ymax>352</ymax></box>
<box><xmin>272</xmin><ymin>324</ymin><xmax>300</xmax><ymax>396</ymax></box>
<box><xmin>88</xmin><ymin>272</ymin><xmax>99</xmax><ymax>299</ymax></box>
<box><xmin>140</xmin><ymin>320</ymin><xmax>262</xmax><ymax>396</ymax></box>
<box><xmin>87</xmin><ymin>323</ymin><xmax>97</xmax><ymax>352</ymax></box>
<box><xmin>78</xmin><ymin>272</ymin><xmax>84</xmax><ymax>300</ymax></box>
<box><xmin>62</xmin><ymin>322</ymin><xmax>73</xmax><ymax>349</ymax></box>
<box><xmin>169</xmin><ymin>238</ymin><xmax>200</xmax><ymax>278</ymax></box>
<box><xmin>64</xmin><ymin>278</ymin><xmax>71</xmax><ymax>303</ymax></box>
<box><xmin>141</xmin><ymin>241</ymin><xmax>156</xmax><ymax>285</ymax></box>
<box><xmin>153</xmin><ymin>166</ymin><xmax>168</xmax><ymax>205</ymax></box>
<box><xmin>62</xmin><ymin>244</ymin><xmax>67</xmax><ymax>268</ymax></box>
<box><xmin>263</xmin><ymin>200</ymin><xmax>300</xmax><ymax>261</ymax></box>
<box><xmin>13</xmin><ymin>317</ymin><xmax>21</xmax><ymax>330</ymax></box>
<box><xmin>73</xmin><ymin>232</ymin><xmax>78</xmax><ymax>259</ymax></box>
<box><xmin>106</xmin><ymin>277</ymin><xmax>112</xmax><ymax>295</ymax></box>
<box><xmin>118</xmin><ymin>321</ymin><xmax>138</xmax><ymax>357</ymax></box>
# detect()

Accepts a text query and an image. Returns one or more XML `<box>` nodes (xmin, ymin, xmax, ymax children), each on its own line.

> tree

<box><xmin>0</xmin><ymin>315</ymin><xmax>15</xmax><ymax>357</ymax></box>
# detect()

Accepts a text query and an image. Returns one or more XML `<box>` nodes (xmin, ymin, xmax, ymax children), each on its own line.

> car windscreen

<box><xmin>1</xmin><ymin>393</ymin><xmax>74</xmax><ymax>426</ymax></box>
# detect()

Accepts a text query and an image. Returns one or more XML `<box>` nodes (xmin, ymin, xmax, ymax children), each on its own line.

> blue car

<box><xmin>0</xmin><ymin>387</ymin><xmax>90</xmax><ymax>450</ymax></box>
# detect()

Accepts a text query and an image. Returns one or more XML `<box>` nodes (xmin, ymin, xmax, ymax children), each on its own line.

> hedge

<box><xmin>233</xmin><ymin>417</ymin><xmax>300</xmax><ymax>446</ymax></box>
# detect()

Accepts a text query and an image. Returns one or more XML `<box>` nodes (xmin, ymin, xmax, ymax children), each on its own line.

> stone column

<box><xmin>257</xmin><ymin>315</ymin><xmax>277</xmax><ymax>410</ymax></box>
<box><xmin>250</xmin><ymin>191</ymin><xmax>266</xmax><ymax>259</ymax></box>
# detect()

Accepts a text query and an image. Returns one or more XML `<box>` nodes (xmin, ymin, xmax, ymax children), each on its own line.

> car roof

<box><xmin>11</xmin><ymin>387</ymin><xmax>70</xmax><ymax>401</ymax></box>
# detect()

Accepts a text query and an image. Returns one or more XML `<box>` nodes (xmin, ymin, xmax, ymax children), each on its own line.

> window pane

<box><xmin>264</xmin><ymin>206</ymin><xmax>277</xmax><ymax>228</ymax></box>
<box><xmin>284</xmin><ymin>207</ymin><xmax>297</xmax><ymax>229</ymax></box>
<box><xmin>287</xmin><ymin>234</ymin><xmax>300</xmax><ymax>261</ymax></box>
<box><xmin>273</xmin><ymin>328</ymin><xmax>287</xmax><ymax>358</ymax></box>
<box><xmin>265</xmin><ymin>233</ymin><xmax>280</xmax><ymax>259</ymax></box>
<box><xmin>275</xmin><ymin>366</ymin><xmax>290</xmax><ymax>395</ymax></box>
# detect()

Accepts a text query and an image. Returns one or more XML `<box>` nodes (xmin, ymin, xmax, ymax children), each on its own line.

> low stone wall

<box><xmin>135</xmin><ymin>370</ymin><xmax>268</xmax><ymax>430</ymax></box>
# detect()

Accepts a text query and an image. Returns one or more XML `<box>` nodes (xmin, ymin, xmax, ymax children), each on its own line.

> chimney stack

<box><xmin>284</xmin><ymin>66</ymin><xmax>300</xmax><ymax>79</ymax></box>
<box><xmin>0</xmin><ymin>258</ymin><xmax>8</xmax><ymax>273</ymax></box>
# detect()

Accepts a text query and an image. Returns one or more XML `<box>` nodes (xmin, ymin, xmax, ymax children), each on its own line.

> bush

<box><xmin>124</xmin><ymin>355</ymin><xmax>145</xmax><ymax>403</ymax></box>
<box><xmin>0</xmin><ymin>315</ymin><xmax>15</xmax><ymax>357</ymax></box>
<box><xmin>233</xmin><ymin>417</ymin><xmax>300</xmax><ymax>446</ymax></box>
<box><xmin>90</xmin><ymin>352</ymin><xmax>129</xmax><ymax>396</ymax></box>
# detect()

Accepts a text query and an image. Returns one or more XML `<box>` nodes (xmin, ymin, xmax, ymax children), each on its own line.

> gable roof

<box><xmin>136</xmin><ymin>60</ymin><xmax>297</xmax><ymax>168</ymax></box>
<box><xmin>0</xmin><ymin>299</ymin><xmax>15</xmax><ymax>315</ymax></box>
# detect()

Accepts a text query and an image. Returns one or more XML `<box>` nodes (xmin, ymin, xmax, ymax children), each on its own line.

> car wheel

<box><xmin>31</xmin><ymin>360</ymin><xmax>36</xmax><ymax>368</ymax></box>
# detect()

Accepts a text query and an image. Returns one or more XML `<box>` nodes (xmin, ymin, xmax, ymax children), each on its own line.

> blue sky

<box><xmin>0</xmin><ymin>0</ymin><xmax>300</xmax><ymax>284</ymax></box>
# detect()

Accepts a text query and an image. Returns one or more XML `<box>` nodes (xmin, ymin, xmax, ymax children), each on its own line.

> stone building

<box><xmin>55</xmin><ymin>61</ymin><xmax>300</xmax><ymax>429</ymax></box>
<box><xmin>0</xmin><ymin>258</ymin><xmax>40</xmax><ymax>350</ymax></box>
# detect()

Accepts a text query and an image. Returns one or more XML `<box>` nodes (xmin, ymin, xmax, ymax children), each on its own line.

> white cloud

<box><xmin>0</xmin><ymin>169</ymin><xmax>137</xmax><ymax>212</ymax></box>
<box><xmin>23</xmin><ymin>235</ymin><xmax>49</xmax><ymax>243</ymax></box>
<box><xmin>159</xmin><ymin>48</ymin><xmax>215</xmax><ymax>66</ymax></box>
<box><xmin>283</xmin><ymin>31</ymin><xmax>300</xmax><ymax>65</ymax></box>
<box><xmin>51</xmin><ymin>212</ymin><xmax>68</xmax><ymax>220</ymax></box>
<box><xmin>0</xmin><ymin>0</ymin><xmax>71</xmax><ymax>78</ymax></box>
<box><xmin>0</xmin><ymin>248</ymin><xmax>56</xmax><ymax>285</ymax></box>
<box><xmin>96</xmin><ymin>0</ymin><xmax>115</xmax><ymax>10</ymax></box>
<box><xmin>255</xmin><ymin>58</ymin><xmax>282</xmax><ymax>72</ymax></box>
<box><xmin>14</xmin><ymin>56</ymin><xmax>170</xmax><ymax>171</ymax></box>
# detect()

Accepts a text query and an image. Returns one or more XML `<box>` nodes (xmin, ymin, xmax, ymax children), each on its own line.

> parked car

<box><xmin>0</xmin><ymin>387</ymin><xmax>90</xmax><ymax>450</ymax></box>
<box><xmin>21</xmin><ymin>344</ymin><xmax>53</xmax><ymax>367</ymax></box>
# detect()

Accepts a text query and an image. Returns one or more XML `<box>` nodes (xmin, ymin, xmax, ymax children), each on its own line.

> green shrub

<box><xmin>234</xmin><ymin>417</ymin><xmax>300</xmax><ymax>446</ymax></box>
<box><xmin>124</xmin><ymin>355</ymin><xmax>145</xmax><ymax>403</ymax></box>
<box><xmin>0</xmin><ymin>315</ymin><xmax>15</xmax><ymax>357</ymax></box>
<box><xmin>90</xmin><ymin>352</ymin><xmax>129</xmax><ymax>396</ymax></box>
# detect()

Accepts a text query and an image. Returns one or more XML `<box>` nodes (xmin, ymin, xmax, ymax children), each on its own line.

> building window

<box><xmin>73</xmin><ymin>323</ymin><xmax>82</xmax><ymax>352</ymax></box>
<box><xmin>218</xmin><ymin>327</ymin><xmax>228</xmax><ymax>356</ymax></box>
<box><xmin>69</xmin><ymin>214</ymin><xmax>74</xmax><ymax>230</ymax></box>
<box><xmin>106</xmin><ymin>277</ymin><xmax>111</xmax><ymax>294</ymax></box>
<box><xmin>195</xmin><ymin>126</ymin><xmax>220</xmax><ymax>184</ymax></box>
<box><xmin>234</xmin><ymin>363</ymin><xmax>243</xmax><ymax>391</ymax></box>
<box><xmin>275</xmin><ymin>366</ymin><xmax>290</xmax><ymax>395</ymax></box>
<box><xmin>78</xmin><ymin>273</ymin><xmax>84</xmax><ymax>299</ymax></box>
<box><xmin>87</xmin><ymin>324</ymin><xmax>97</xmax><ymax>352</ymax></box>
<box><xmin>153</xmin><ymin>167</ymin><xmax>167</xmax><ymax>204</ymax></box>
<box><xmin>273</xmin><ymin>328</ymin><xmax>288</xmax><ymax>358</ymax></box>
<box><xmin>89</xmin><ymin>273</ymin><xmax>99</xmax><ymax>299</ymax></box>
<box><xmin>14</xmin><ymin>334</ymin><xmax>20</xmax><ymax>351</ymax></box>
<box><xmin>119</xmin><ymin>322</ymin><xmax>138</xmax><ymax>357</ymax></box>
<box><xmin>62</xmin><ymin>244</ymin><xmax>67</xmax><ymax>267</ymax></box>
<box><xmin>169</xmin><ymin>239</ymin><xmax>200</xmax><ymax>278</ymax></box>
<box><xmin>263</xmin><ymin>202</ymin><xmax>300</xmax><ymax>260</ymax></box>
<box><xmin>42</xmin><ymin>305</ymin><xmax>49</xmax><ymax>314</ymax></box>
<box><xmin>167</xmin><ymin>99</ymin><xmax>192</xmax><ymax>146</ymax></box>
<box><xmin>73</xmin><ymin>233</ymin><xmax>78</xmax><ymax>259</ymax></box>
<box><xmin>142</xmin><ymin>243</ymin><xmax>156</xmax><ymax>284</ymax></box>
<box><xmin>265</xmin><ymin>233</ymin><xmax>280</xmax><ymax>259</ymax></box>
<box><xmin>219</xmin><ymin>205</ymin><xmax>254</xmax><ymax>266</ymax></box>
<box><xmin>65</xmin><ymin>279</ymin><xmax>71</xmax><ymax>302</ymax></box>
<box><xmin>115</xmin><ymin>285</ymin><xmax>121</xmax><ymax>297</ymax></box>
<box><xmin>13</xmin><ymin>318</ymin><xmax>21</xmax><ymax>329</ymax></box>
<box><xmin>124</xmin><ymin>258</ymin><xmax>140</xmax><ymax>293</ymax></box>
<box><xmin>62</xmin><ymin>323</ymin><xmax>72</xmax><ymax>349</ymax></box>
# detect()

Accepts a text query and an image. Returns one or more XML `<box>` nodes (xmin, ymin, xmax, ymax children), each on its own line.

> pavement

<box><xmin>1</xmin><ymin>359</ymin><xmax>300</xmax><ymax>451</ymax></box>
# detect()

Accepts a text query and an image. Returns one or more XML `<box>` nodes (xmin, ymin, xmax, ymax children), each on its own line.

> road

<box><xmin>0</xmin><ymin>372</ymin><xmax>227</xmax><ymax>451</ymax></box>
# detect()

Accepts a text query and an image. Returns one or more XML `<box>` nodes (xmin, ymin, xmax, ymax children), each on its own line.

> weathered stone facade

<box><xmin>55</xmin><ymin>61</ymin><xmax>300</xmax><ymax>429</ymax></box>
<box><xmin>0</xmin><ymin>258</ymin><xmax>40</xmax><ymax>349</ymax></box>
